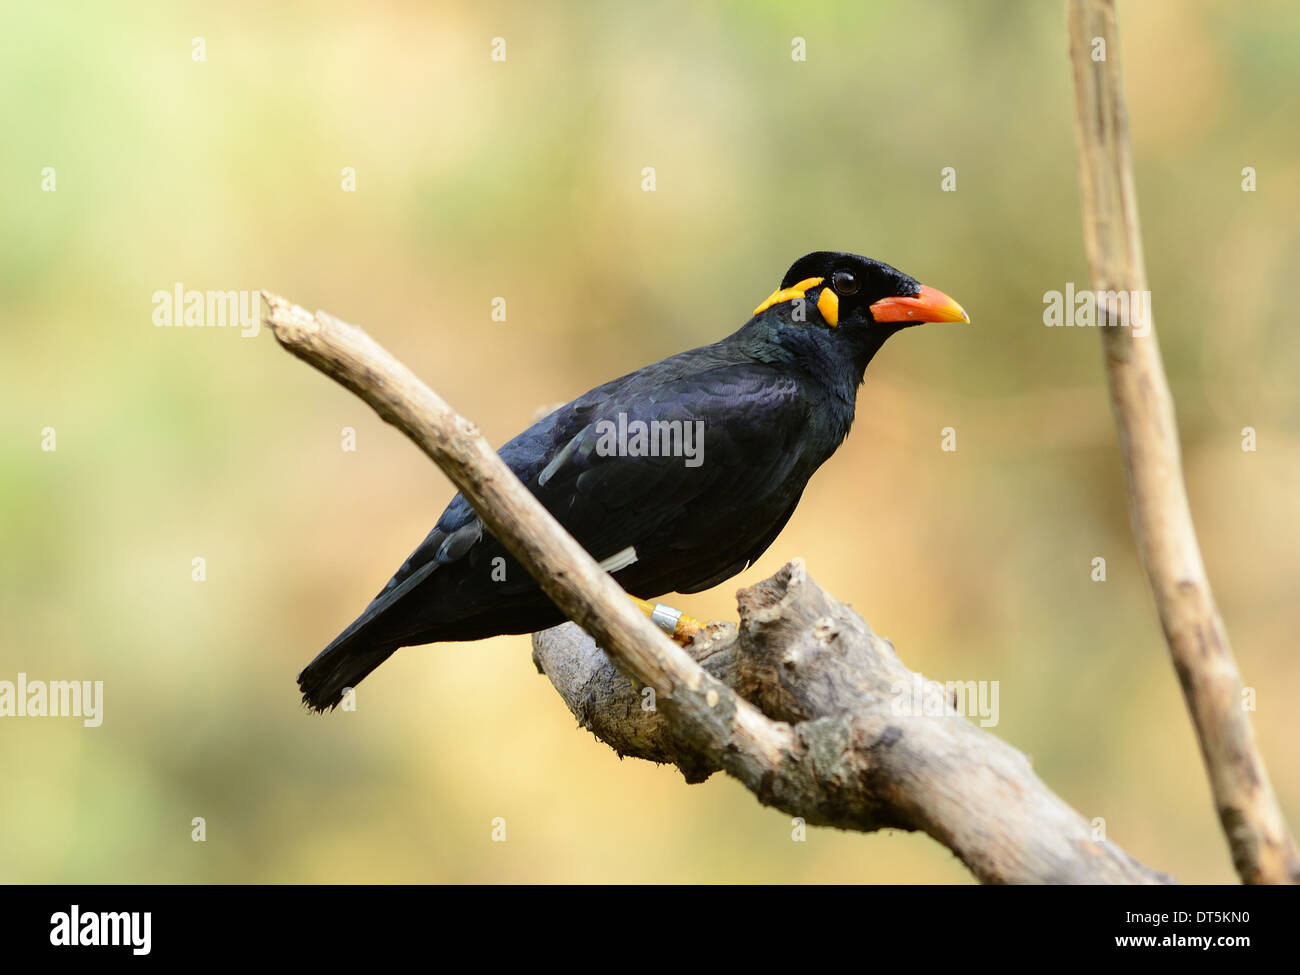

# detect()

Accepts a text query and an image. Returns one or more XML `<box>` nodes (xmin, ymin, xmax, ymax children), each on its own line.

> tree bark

<box><xmin>536</xmin><ymin>560</ymin><xmax>1171</xmax><ymax>883</ymax></box>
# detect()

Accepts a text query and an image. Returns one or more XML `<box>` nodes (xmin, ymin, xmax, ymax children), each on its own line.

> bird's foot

<box><xmin>630</xmin><ymin>596</ymin><xmax>703</xmax><ymax>645</ymax></box>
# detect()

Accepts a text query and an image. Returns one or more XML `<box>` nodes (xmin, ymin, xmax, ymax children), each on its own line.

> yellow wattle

<box><xmin>752</xmin><ymin>277</ymin><xmax>824</xmax><ymax>316</ymax></box>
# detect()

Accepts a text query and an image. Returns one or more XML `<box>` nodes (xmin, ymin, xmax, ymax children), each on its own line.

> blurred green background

<box><xmin>2</xmin><ymin>0</ymin><xmax>1297</xmax><ymax>883</ymax></box>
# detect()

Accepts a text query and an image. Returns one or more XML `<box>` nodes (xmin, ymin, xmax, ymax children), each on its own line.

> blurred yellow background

<box><xmin>2</xmin><ymin>0</ymin><xmax>1297</xmax><ymax>883</ymax></box>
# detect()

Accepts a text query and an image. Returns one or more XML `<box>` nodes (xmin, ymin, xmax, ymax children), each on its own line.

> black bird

<box><xmin>298</xmin><ymin>251</ymin><xmax>968</xmax><ymax>711</ymax></box>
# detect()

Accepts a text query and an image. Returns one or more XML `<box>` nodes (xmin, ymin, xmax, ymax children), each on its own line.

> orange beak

<box><xmin>869</xmin><ymin>285</ymin><xmax>970</xmax><ymax>324</ymax></box>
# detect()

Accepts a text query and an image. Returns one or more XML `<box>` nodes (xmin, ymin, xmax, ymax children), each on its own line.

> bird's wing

<box><xmin>529</xmin><ymin>363</ymin><xmax>811</xmax><ymax>566</ymax></box>
<box><xmin>364</xmin><ymin>356</ymin><xmax>811</xmax><ymax>610</ymax></box>
<box><xmin>360</xmin><ymin>391</ymin><xmax>604</xmax><ymax>605</ymax></box>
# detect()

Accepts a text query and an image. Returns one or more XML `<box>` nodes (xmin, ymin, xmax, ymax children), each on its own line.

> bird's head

<box><xmin>754</xmin><ymin>251</ymin><xmax>969</xmax><ymax>333</ymax></box>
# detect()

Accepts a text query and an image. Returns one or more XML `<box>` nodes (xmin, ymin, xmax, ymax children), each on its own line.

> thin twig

<box><xmin>1066</xmin><ymin>0</ymin><xmax>1299</xmax><ymax>884</ymax></box>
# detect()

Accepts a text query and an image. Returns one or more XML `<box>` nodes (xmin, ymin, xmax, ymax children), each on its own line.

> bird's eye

<box><xmin>831</xmin><ymin>270</ymin><xmax>858</xmax><ymax>295</ymax></box>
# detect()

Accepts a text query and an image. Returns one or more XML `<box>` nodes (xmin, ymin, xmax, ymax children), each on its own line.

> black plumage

<box><xmin>297</xmin><ymin>251</ymin><xmax>967</xmax><ymax>710</ymax></box>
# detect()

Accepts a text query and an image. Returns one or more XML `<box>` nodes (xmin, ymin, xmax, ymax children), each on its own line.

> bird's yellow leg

<box><xmin>630</xmin><ymin>596</ymin><xmax>703</xmax><ymax>645</ymax></box>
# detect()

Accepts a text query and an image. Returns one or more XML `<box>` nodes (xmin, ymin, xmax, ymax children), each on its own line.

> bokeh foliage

<box><xmin>1</xmin><ymin>0</ymin><xmax>1297</xmax><ymax>882</ymax></box>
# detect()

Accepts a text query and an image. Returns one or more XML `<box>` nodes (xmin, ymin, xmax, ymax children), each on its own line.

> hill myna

<box><xmin>298</xmin><ymin>251</ymin><xmax>968</xmax><ymax>711</ymax></box>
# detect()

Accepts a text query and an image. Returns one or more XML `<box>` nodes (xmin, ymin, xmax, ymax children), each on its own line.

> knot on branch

<box><xmin>734</xmin><ymin>558</ymin><xmax>908</xmax><ymax>723</ymax></box>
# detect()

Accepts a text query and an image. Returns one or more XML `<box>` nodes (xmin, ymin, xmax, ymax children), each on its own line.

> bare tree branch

<box><xmin>1066</xmin><ymin>0</ymin><xmax>1299</xmax><ymax>884</ymax></box>
<box><xmin>536</xmin><ymin>561</ymin><xmax>1171</xmax><ymax>883</ymax></box>
<box><xmin>262</xmin><ymin>291</ymin><xmax>1168</xmax><ymax>884</ymax></box>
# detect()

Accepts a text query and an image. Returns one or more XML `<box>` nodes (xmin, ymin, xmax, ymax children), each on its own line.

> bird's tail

<box><xmin>298</xmin><ymin>559</ymin><xmax>443</xmax><ymax>712</ymax></box>
<box><xmin>296</xmin><ymin>623</ymin><xmax>400</xmax><ymax>712</ymax></box>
